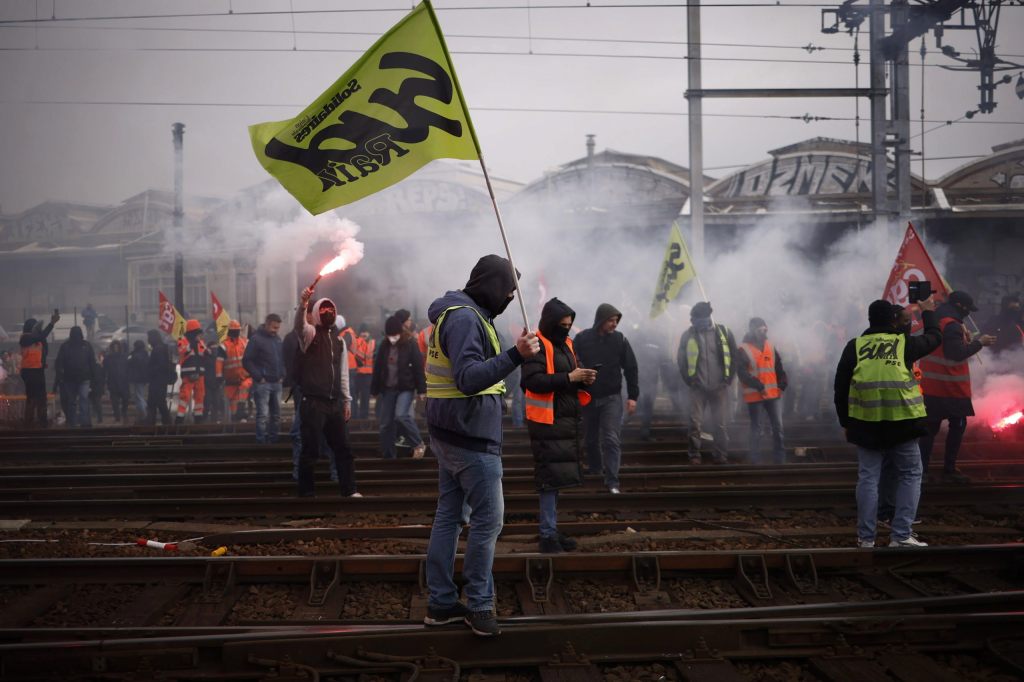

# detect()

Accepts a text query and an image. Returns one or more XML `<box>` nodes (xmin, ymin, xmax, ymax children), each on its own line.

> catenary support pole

<box><xmin>172</xmin><ymin>123</ymin><xmax>186</xmax><ymax>317</ymax></box>
<box><xmin>686</xmin><ymin>0</ymin><xmax>705</xmax><ymax>263</ymax></box>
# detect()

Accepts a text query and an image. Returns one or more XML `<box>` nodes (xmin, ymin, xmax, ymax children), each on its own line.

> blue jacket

<box><xmin>425</xmin><ymin>290</ymin><xmax>523</xmax><ymax>456</ymax></box>
<box><xmin>242</xmin><ymin>325</ymin><xmax>284</xmax><ymax>383</ymax></box>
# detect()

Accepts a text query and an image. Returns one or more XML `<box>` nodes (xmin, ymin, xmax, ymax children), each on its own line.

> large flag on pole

<box><xmin>650</xmin><ymin>222</ymin><xmax>697</xmax><ymax>319</ymax></box>
<box><xmin>211</xmin><ymin>292</ymin><xmax>231</xmax><ymax>343</ymax></box>
<box><xmin>248</xmin><ymin>1</ymin><xmax>480</xmax><ymax>215</ymax></box>
<box><xmin>882</xmin><ymin>222</ymin><xmax>952</xmax><ymax>332</ymax></box>
<box><xmin>158</xmin><ymin>291</ymin><xmax>186</xmax><ymax>340</ymax></box>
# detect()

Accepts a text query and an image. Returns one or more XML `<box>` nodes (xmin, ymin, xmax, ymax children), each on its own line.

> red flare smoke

<box><xmin>992</xmin><ymin>410</ymin><xmax>1023</xmax><ymax>432</ymax></box>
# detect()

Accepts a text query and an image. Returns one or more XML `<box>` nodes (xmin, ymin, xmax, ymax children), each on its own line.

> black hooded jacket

<box><xmin>572</xmin><ymin>303</ymin><xmax>640</xmax><ymax>400</ymax></box>
<box><xmin>55</xmin><ymin>327</ymin><xmax>96</xmax><ymax>384</ymax></box>
<box><xmin>521</xmin><ymin>298</ymin><xmax>585</xmax><ymax>491</ymax></box>
<box><xmin>19</xmin><ymin>317</ymin><xmax>56</xmax><ymax>370</ymax></box>
<box><xmin>146</xmin><ymin>330</ymin><xmax>173</xmax><ymax>386</ymax></box>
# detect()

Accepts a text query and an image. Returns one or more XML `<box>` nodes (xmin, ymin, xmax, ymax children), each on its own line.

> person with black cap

<box><xmin>371</xmin><ymin>314</ymin><xmax>427</xmax><ymax>459</ymax></box>
<box><xmin>919</xmin><ymin>291</ymin><xmax>996</xmax><ymax>483</ymax></box>
<box><xmin>677</xmin><ymin>301</ymin><xmax>738</xmax><ymax>465</ymax></box>
<box><xmin>521</xmin><ymin>298</ymin><xmax>597</xmax><ymax>553</ymax></box>
<box><xmin>573</xmin><ymin>302</ymin><xmax>640</xmax><ymax>493</ymax></box>
<box><xmin>422</xmin><ymin>254</ymin><xmax>539</xmax><ymax>637</ymax></box>
<box><xmin>835</xmin><ymin>297</ymin><xmax>941</xmax><ymax>548</ymax></box>
<box><xmin>983</xmin><ymin>293</ymin><xmax>1023</xmax><ymax>357</ymax></box>
<box><xmin>737</xmin><ymin>317</ymin><xmax>788</xmax><ymax>464</ymax></box>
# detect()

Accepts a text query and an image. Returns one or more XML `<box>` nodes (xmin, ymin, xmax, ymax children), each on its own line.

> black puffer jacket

<box><xmin>521</xmin><ymin>298</ymin><xmax>584</xmax><ymax>491</ymax></box>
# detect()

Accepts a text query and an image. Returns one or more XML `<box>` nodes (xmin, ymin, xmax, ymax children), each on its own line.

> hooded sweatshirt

<box><xmin>19</xmin><ymin>317</ymin><xmax>57</xmax><ymax>370</ymax></box>
<box><xmin>572</xmin><ymin>303</ymin><xmax>640</xmax><ymax>401</ymax></box>
<box><xmin>55</xmin><ymin>326</ymin><xmax>96</xmax><ymax>384</ymax></box>
<box><xmin>293</xmin><ymin>297</ymin><xmax>350</xmax><ymax>402</ymax></box>
<box><xmin>425</xmin><ymin>255</ymin><xmax>524</xmax><ymax>455</ymax></box>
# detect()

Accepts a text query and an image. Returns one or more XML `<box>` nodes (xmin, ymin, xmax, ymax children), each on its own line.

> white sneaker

<box><xmin>889</xmin><ymin>536</ymin><xmax>928</xmax><ymax>547</ymax></box>
<box><xmin>609</xmin><ymin>487</ymin><xmax>621</xmax><ymax>494</ymax></box>
<box><xmin>348</xmin><ymin>492</ymin><xmax>363</xmax><ymax>498</ymax></box>
<box><xmin>858</xmin><ymin>539</ymin><xmax>875</xmax><ymax>549</ymax></box>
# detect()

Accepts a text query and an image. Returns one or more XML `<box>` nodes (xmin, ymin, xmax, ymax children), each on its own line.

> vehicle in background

<box><xmin>96</xmin><ymin>325</ymin><xmax>150</xmax><ymax>351</ymax></box>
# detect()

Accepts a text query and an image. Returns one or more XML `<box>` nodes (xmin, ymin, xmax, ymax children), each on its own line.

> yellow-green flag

<box><xmin>650</xmin><ymin>222</ymin><xmax>697</xmax><ymax>319</ymax></box>
<box><xmin>249</xmin><ymin>1</ymin><xmax>480</xmax><ymax>215</ymax></box>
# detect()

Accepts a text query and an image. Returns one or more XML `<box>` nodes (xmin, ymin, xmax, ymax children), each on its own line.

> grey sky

<box><xmin>1</xmin><ymin>0</ymin><xmax>1022</xmax><ymax>213</ymax></box>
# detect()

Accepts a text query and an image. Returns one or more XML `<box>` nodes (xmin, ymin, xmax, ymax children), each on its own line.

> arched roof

<box><xmin>936</xmin><ymin>138</ymin><xmax>1024</xmax><ymax>204</ymax></box>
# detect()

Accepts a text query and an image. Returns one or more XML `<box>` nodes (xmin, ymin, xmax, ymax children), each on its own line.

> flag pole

<box><xmin>423</xmin><ymin>0</ymin><xmax>530</xmax><ymax>331</ymax></box>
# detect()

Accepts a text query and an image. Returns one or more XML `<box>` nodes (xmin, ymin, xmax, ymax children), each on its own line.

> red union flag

<box><xmin>158</xmin><ymin>291</ymin><xmax>186</xmax><ymax>340</ymax></box>
<box><xmin>211</xmin><ymin>292</ymin><xmax>231</xmax><ymax>343</ymax></box>
<box><xmin>882</xmin><ymin>223</ymin><xmax>951</xmax><ymax>330</ymax></box>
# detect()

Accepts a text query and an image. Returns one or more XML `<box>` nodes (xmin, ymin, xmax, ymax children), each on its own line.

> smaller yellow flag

<box><xmin>650</xmin><ymin>222</ymin><xmax>697</xmax><ymax>319</ymax></box>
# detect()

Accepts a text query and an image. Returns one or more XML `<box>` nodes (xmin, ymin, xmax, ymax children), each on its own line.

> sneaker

<box><xmin>876</xmin><ymin>518</ymin><xmax>892</xmax><ymax>529</ymax></box>
<box><xmin>538</xmin><ymin>535</ymin><xmax>563</xmax><ymax>554</ymax></box>
<box><xmin>556</xmin><ymin>532</ymin><xmax>578</xmax><ymax>551</ymax></box>
<box><xmin>412</xmin><ymin>444</ymin><xmax>426</xmax><ymax>459</ymax></box>
<box><xmin>858</xmin><ymin>539</ymin><xmax>875</xmax><ymax>549</ymax></box>
<box><xmin>424</xmin><ymin>601</ymin><xmax>470</xmax><ymax>626</ymax></box>
<box><xmin>912</xmin><ymin>517</ymin><xmax>923</xmax><ymax>525</ymax></box>
<box><xmin>464</xmin><ymin>610</ymin><xmax>501</xmax><ymax>637</ymax></box>
<box><xmin>688</xmin><ymin>456</ymin><xmax>702</xmax><ymax>465</ymax></box>
<box><xmin>889</xmin><ymin>536</ymin><xmax>928</xmax><ymax>548</ymax></box>
<box><xmin>348</xmin><ymin>492</ymin><xmax>363</xmax><ymax>498</ymax></box>
<box><xmin>609</xmin><ymin>487</ymin><xmax>621</xmax><ymax>495</ymax></box>
<box><xmin>941</xmin><ymin>470</ymin><xmax>970</xmax><ymax>484</ymax></box>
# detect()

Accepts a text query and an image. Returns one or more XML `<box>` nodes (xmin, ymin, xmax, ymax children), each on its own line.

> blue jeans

<box><xmin>64</xmin><ymin>380</ymin><xmax>91</xmax><ymax>427</ymax></box>
<box><xmin>253</xmin><ymin>381</ymin><xmax>281</xmax><ymax>444</ymax></box>
<box><xmin>582</xmin><ymin>394</ymin><xmax>624</xmax><ymax>488</ymax></box>
<box><xmin>377</xmin><ymin>389</ymin><xmax>422</xmax><ymax>458</ymax></box>
<box><xmin>129</xmin><ymin>383</ymin><xmax>147</xmax><ymax>419</ymax></box>
<box><xmin>856</xmin><ymin>439</ymin><xmax>922</xmax><ymax>543</ymax></box>
<box><xmin>290</xmin><ymin>386</ymin><xmax>337</xmax><ymax>481</ymax></box>
<box><xmin>747</xmin><ymin>398</ymin><xmax>785</xmax><ymax>464</ymax></box>
<box><xmin>539</xmin><ymin>489</ymin><xmax>559</xmax><ymax>539</ymax></box>
<box><xmin>425</xmin><ymin>438</ymin><xmax>504</xmax><ymax>613</ymax></box>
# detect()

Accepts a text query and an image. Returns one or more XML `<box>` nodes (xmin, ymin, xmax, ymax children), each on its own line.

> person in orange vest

<box><xmin>338</xmin><ymin>317</ymin><xmax>358</xmax><ymax>405</ymax></box>
<box><xmin>522</xmin><ymin>298</ymin><xmax>596</xmax><ymax>554</ymax></box>
<box><xmin>416</xmin><ymin>322</ymin><xmax>433</xmax><ymax>368</ymax></box>
<box><xmin>176</xmin><ymin>319</ymin><xmax>208</xmax><ymax>423</ymax></box>
<box><xmin>736</xmin><ymin>317</ymin><xmax>788</xmax><ymax>464</ymax></box>
<box><xmin>919</xmin><ymin>291</ymin><xmax>996</xmax><ymax>484</ymax></box>
<box><xmin>352</xmin><ymin>323</ymin><xmax>375</xmax><ymax>419</ymax></box>
<box><xmin>222</xmin><ymin>319</ymin><xmax>252</xmax><ymax>421</ymax></box>
<box><xmin>18</xmin><ymin>312</ymin><xmax>60</xmax><ymax>427</ymax></box>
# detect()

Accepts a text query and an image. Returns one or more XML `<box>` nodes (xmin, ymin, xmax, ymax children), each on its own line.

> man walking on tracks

<box><xmin>834</xmin><ymin>297</ymin><xmax>941</xmax><ymax>549</ymax></box>
<box><xmin>678</xmin><ymin>302</ymin><xmax>737</xmax><ymax>465</ymax></box>
<box><xmin>737</xmin><ymin>317</ymin><xmax>788</xmax><ymax>464</ymax></box>
<box><xmin>422</xmin><ymin>255</ymin><xmax>539</xmax><ymax>637</ymax></box>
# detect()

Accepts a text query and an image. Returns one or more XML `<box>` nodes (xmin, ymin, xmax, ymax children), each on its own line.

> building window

<box><xmin>184</xmin><ymin>275</ymin><xmax>207</xmax><ymax>316</ymax></box>
<box><xmin>236</xmin><ymin>272</ymin><xmax>257</xmax><ymax>310</ymax></box>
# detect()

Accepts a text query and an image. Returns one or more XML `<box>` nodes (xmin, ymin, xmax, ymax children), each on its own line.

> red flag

<box><xmin>158</xmin><ymin>291</ymin><xmax>186</xmax><ymax>339</ymax></box>
<box><xmin>882</xmin><ymin>223</ymin><xmax>951</xmax><ymax>331</ymax></box>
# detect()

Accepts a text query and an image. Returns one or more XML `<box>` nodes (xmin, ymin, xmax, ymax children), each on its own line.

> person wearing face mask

<box><xmin>677</xmin><ymin>302</ymin><xmax>737</xmax><ymax>465</ymax></box>
<box><xmin>919</xmin><ymin>291</ymin><xmax>997</xmax><ymax>484</ymax></box>
<box><xmin>422</xmin><ymin>254</ymin><xmax>540</xmax><ymax>637</ymax></box>
<box><xmin>521</xmin><ymin>298</ymin><xmax>597</xmax><ymax>553</ymax></box>
<box><xmin>294</xmin><ymin>288</ymin><xmax>358</xmax><ymax>498</ymax></box>
<box><xmin>736</xmin><ymin>317</ymin><xmax>788</xmax><ymax>465</ymax></box>
<box><xmin>176</xmin><ymin>319</ymin><xmax>208</xmax><ymax>424</ymax></box>
<box><xmin>835</xmin><ymin>297</ymin><xmax>940</xmax><ymax>548</ymax></box>
<box><xmin>371</xmin><ymin>315</ymin><xmax>427</xmax><ymax>459</ymax></box>
<box><xmin>982</xmin><ymin>293</ymin><xmax>1023</xmax><ymax>357</ymax></box>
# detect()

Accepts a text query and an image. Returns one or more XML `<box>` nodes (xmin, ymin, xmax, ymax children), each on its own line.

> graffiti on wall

<box><xmin>715</xmin><ymin>155</ymin><xmax>900</xmax><ymax>199</ymax></box>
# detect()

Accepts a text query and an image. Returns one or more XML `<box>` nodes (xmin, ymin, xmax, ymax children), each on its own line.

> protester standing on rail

<box><xmin>521</xmin><ymin>298</ymin><xmax>596</xmax><ymax>554</ymax></box>
<box><xmin>55</xmin><ymin>326</ymin><xmax>96</xmax><ymax>428</ymax></box>
<box><xmin>244</xmin><ymin>313</ymin><xmax>285</xmax><ymax>445</ymax></box>
<box><xmin>145</xmin><ymin>329</ymin><xmax>173</xmax><ymax>426</ymax></box>
<box><xmin>105</xmin><ymin>340</ymin><xmax>130</xmax><ymax>424</ymax></box>
<box><xmin>371</xmin><ymin>314</ymin><xmax>427</xmax><ymax>459</ymax></box>
<box><xmin>737</xmin><ymin>317</ymin><xmax>788</xmax><ymax>464</ymax></box>
<box><xmin>126</xmin><ymin>339</ymin><xmax>149</xmax><ymax>422</ymax></box>
<box><xmin>19</xmin><ymin>312</ymin><xmax>59</xmax><ymax>427</ymax></box>
<box><xmin>423</xmin><ymin>254</ymin><xmax>539</xmax><ymax>637</ymax></box>
<box><xmin>834</xmin><ymin>297</ymin><xmax>941</xmax><ymax>549</ymax></box>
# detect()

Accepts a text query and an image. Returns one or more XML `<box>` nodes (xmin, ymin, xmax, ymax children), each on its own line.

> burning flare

<box><xmin>992</xmin><ymin>410</ymin><xmax>1023</xmax><ymax>432</ymax></box>
<box><xmin>308</xmin><ymin>237</ymin><xmax>365</xmax><ymax>291</ymax></box>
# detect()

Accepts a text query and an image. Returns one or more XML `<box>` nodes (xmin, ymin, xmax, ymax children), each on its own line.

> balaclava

<box><xmin>463</xmin><ymin>255</ymin><xmax>520</xmax><ymax>318</ymax></box>
<box><xmin>538</xmin><ymin>297</ymin><xmax>576</xmax><ymax>346</ymax></box>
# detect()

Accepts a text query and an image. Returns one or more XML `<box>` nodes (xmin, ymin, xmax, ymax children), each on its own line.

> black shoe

<box><xmin>423</xmin><ymin>601</ymin><xmax>470</xmax><ymax>625</ymax></box>
<box><xmin>538</xmin><ymin>535</ymin><xmax>563</xmax><ymax>554</ymax></box>
<box><xmin>464</xmin><ymin>610</ymin><xmax>501</xmax><ymax>637</ymax></box>
<box><xmin>556</xmin><ymin>532</ymin><xmax>578</xmax><ymax>551</ymax></box>
<box><xmin>942</xmin><ymin>469</ymin><xmax>970</xmax><ymax>484</ymax></box>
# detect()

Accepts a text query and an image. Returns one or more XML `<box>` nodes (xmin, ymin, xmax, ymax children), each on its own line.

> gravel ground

<box><xmin>930</xmin><ymin>653</ymin><xmax>1023</xmax><ymax>682</ymax></box>
<box><xmin>30</xmin><ymin>583</ymin><xmax>144</xmax><ymax>627</ymax></box>
<box><xmin>603</xmin><ymin>663</ymin><xmax>679</xmax><ymax>681</ymax></box>
<box><xmin>665</xmin><ymin>578</ymin><xmax>747</xmax><ymax>609</ymax></box>
<box><xmin>734</xmin><ymin>661</ymin><xmax>820</xmax><ymax>682</ymax></box>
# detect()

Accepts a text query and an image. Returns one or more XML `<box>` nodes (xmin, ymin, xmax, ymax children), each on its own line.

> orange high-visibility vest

<box><xmin>339</xmin><ymin>327</ymin><xmax>357</xmax><ymax>372</ymax></box>
<box><xmin>525</xmin><ymin>332</ymin><xmax>591</xmax><ymax>425</ymax></box>
<box><xmin>417</xmin><ymin>326</ymin><xmax>432</xmax><ymax>367</ymax></box>
<box><xmin>222</xmin><ymin>336</ymin><xmax>249</xmax><ymax>384</ymax></box>
<box><xmin>919</xmin><ymin>317</ymin><xmax>972</xmax><ymax>399</ymax></box>
<box><xmin>741</xmin><ymin>341</ymin><xmax>781</xmax><ymax>404</ymax></box>
<box><xmin>20</xmin><ymin>343</ymin><xmax>43</xmax><ymax>370</ymax></box>
<box><xmin>354</xmin><ymin>337</ymin><xmax>375</xmax><ymax>375</ymax></box>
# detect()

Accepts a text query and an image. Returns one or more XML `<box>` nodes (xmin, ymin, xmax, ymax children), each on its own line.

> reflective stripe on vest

<box><xmin>425</xmin><ymin>306</ymin><xmax>506</xmax><ymax>399</ymax></box>
<box><xmin>223</xmin><ymin>338</ymin><xmax>248</xmax><ymax>382</ymax></box>
<box><xmin>741</xmin><ymin>341</ymin><xmax>780</xmax><ymax>403</ymax></box>
<box><xmin>21</xmin><ymin>343</ymin><xmax>43</xmax><ymax>369</ymax></box>
<box><xmin>355</xmin><ymin>337</ymin><xmax>375</xmax><ymax>374</ymax></box>
<box><xmin>524</xmin><ymin>333</ymin><xmax>591</xmax><ymax>424</ymax></box>
<box><xmin>849</xmin><ymin>333</ymin><xmax>926</xmax><ymax>422</ymax></box>
<box><xmin>919</xmin><ymin>317</ymin><xmax>972</xmax><ymax>399</ymax></box>
<box><xmin>685</xmin><ymin>325</ymin><xmax>731</xmax><ymax>379</ymax></box>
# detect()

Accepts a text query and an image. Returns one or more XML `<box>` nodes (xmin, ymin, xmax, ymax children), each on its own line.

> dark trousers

<box><xmin>205</xmin><ymin>381</ymin><xmax>226</xmax><ymax>423</ymax></box>
<box><xmin>297</xmin><ymin>396</ymin><xmax>355</xmax><ymax>497</ymax></box>
<box><xmin>109</xmin><ymin>388</ymin><xmax>128</xmax><ymax>422</ymax></box>
<box><xmin>146</xmin><ymin>382</ymin><xmax>172</xmax><ymax>425</ymax></box>
<box><xmin>21</xmin><ymin>369</ymin><xmax>47</xmax><ymax>427</ymax></box>
<box><xmin>920</xmin><ymin>414</ymin><xmax>967</xmax><ymax>472</ymax></box>
<box><xmin>352</xmin><ymin>373</ymin><xmax>372</xmax><ymax>420</ymax></box>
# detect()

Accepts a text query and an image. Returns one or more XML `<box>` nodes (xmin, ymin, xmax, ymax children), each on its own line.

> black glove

<box><xmin>752</xmin><ymin>379</ymin><xmax>766</xmax><ymax>391</ymax></box>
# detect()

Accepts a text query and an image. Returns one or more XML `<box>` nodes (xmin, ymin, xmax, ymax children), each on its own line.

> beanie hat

<box><xmin>690</xmin><ymin>301</ymin><xmax>713</xmax><ymax>320</ymax></box>
<box><xmin>385</xmin><ymin>316</ymin><xmax>403</xmax><ymax>336</ymax></box>
<box><xmin>748</xmin><ymin>317</ymin><xmax>767</xmax><ymax>330</ymax></box>
<box><xmin>868</xmin><ymin>300</ymin><xmax>895</xmax><ymax>327</ymax></box>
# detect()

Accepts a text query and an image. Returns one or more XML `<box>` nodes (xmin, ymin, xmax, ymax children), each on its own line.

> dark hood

<box><xmin>463</xmin><ymin>254</ymin><xmax>520</xmax><ymax>318</ymax></box>
<box><xmin>147</xmin><ymin>329</ymin><xmax>163</xmax><ymax>347</ymax></box>
<box><xmin>592</xmin><ymin>303</ymin><xmax>622</xmax><ymax>329</ymax></box>
<box><xmin>539</xmin><ymin>297</ymin><xmax>576</xmax><ymax>345</ymax></box>
<box><xmin>22</xmin><ymin>318</ymin><xmax>38</xmax><ymax>334</ymax></box>
<box><xmin>68</xmin><ymin>326</ymin><xmax>85</xmax><ymax>343</ymax></box>
<box><xmin>936</xmin><ymin>301</ymin><xmax>964</xmax><ymax>322</ymax></box>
